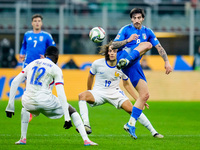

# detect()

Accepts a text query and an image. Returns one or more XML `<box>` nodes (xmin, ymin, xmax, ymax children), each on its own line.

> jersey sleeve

<box><xmin>53</xmin><ymin>67</ymin><xmax>64</xmax><ymax>85</ymax></box>
<box><xmin>46</xmin><ymin>33</ymin><xmax>56</xmax><ymax>47</ymax></box>
<box><xmin>90</xmin><ymin>61</ymin><xmax>97</xmax><ymax>75</ymax></box>
<box><xmin>122</xmin><ymin>73</ymin><xmax>128</xmax><ymax>80</ymax></box>
<box><xmin>20</xmin><ymin>33</ymin><xmax>27</xmax><ymax>55</ymax></box>
<box><xmin>114</xmin><ymin>26</ymin><xmax>127</xmax><ymax>42</ymax></box>
<box><xmin>147</xmin><ymin>28</ymin><xmax>160</xmax><ymax>46</ymax></box>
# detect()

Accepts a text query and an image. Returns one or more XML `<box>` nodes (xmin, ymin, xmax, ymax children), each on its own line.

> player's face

<box><xmin>108</xmin><ymin>46</ymin><xmax>117</xmax><ymax>61</ymax></box>
<box><xmin>131</xmin><ymin>13</ymin><xmax>144</xmax><ymax>29</ymax></box>
<box><xmin>32</xmin><ymin>17</ymin><xmax>43</xmax><ymax>31</ymax></box>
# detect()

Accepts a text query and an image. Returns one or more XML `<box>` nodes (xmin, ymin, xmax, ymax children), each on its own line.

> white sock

<box><xmin>21</xmin><ymin>108</ymin><xmax>30</xmax><ymax>139</ymax></box>
<box><xmin>79</xmin><ymin>100</ymin><xmax>90</xmax><ymax>126</ymax></box>
<box><xmin>138</xmin><ymin>113</ymin><xmax>157</xmax><ymax>136</ymax></box>
<box><xmin>128</xmin><ymin>116</ymin><xmax>137</xmax><ymax>126</ymax></box>
<box><xmin>71</xmin><ymin>112</ymin><xmax>90</xmax><ymax>141</ymax></box>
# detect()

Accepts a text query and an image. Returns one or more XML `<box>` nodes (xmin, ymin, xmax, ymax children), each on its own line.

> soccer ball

<box><xmin>89</xmin><ymin>27</ymin><xmax>106</xmax><ymax>43</ymax></box>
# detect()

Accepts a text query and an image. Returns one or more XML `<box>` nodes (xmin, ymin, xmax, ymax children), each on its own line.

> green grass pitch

<box><xmin>0</xmin><ymin>100</ymin><xmax>200</xmax><ymax>150</ymax></box>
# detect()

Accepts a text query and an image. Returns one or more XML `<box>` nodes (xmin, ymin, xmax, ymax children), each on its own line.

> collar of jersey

<box><xmin>105</xmin><ymin>60</ymin><xmax>116</xmax><ymax>68</ymax></box>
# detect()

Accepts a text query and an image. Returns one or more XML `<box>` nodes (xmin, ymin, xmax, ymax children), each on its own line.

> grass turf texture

<box><xmin>0</xmin><ymin>100</ymin><xmax>199</xmax><ymax>150</ymax></box>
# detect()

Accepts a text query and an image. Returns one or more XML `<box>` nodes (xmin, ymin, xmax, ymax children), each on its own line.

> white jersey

<box><xmin>23</xmin><ymin>58</ymin><xmax>63</xmax><ymax>101</ymax></box>
<box><xmin>90</xmin><ymin>58</ymin><xmax>128</xmax><ymax>94</ymax></box>
<box><xmin>6</xmin><ymin>57</ymin><xmax>70</xmax><ymax>120</ymax></box>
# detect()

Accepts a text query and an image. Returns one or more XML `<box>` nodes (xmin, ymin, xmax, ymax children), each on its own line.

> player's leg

<box><xmin>121</xmin><ymin>100</ymin><xmax>163</xmax><ymax>138</ymax></box>
<box><xmin>117</xmin><ymin>42</ymin><xmax>152</xmax><ymax>69</ymax></box>
<box><xmin>138</xmin><ymin>113</ymin><xmax>164</xmax><ymax>138</ymax></box>
<box><xmin>15</xmin><ymin>107</ymin><xmax>30</xmax><ymax>145</ymax></box>
<box><xmin>68</xmin><ymin>105</ymin><xmax>98</xmax><ymax>146</ymax></box>
<box><xmin>78</xmin><ymin>91</ymin><xmax>95</xmax><ymax>133</ymax></box>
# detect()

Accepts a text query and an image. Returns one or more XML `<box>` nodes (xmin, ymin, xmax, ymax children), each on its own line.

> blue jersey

<box><xmin>114</xmin><ymin>24</ymin><xmax>159</xmax><ymax>87</ymax></box>
<box><xmin>20</xmin><ymin>30</ymin><xmax>56</xmax><ymax>66</ymax></box>
<box><xmin>114</xmin><ymin>24</ymin><xmax>159</xmax><ymax>52</ymax></box>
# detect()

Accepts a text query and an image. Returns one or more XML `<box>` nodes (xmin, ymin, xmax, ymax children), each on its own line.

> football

<box><xmin>89</xmin><ymin>27</ymin><xmax>106</xmax><ymax>43</ymax></box>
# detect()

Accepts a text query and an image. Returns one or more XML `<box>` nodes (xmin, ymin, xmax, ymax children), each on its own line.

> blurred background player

<box><xmin>19</xmin><ymin>14</ymin><xmax>56</xmax><ymax>121</ymax></box>
<box><xmin>78</xmin><ymin>41</ymin><xmax>164</xmax><ymax>138</ymax></box>
<box><xmin>112</xmin><ymin>8</ymin><xmax>172</xmax><ymax>139</ymax></box>
<box><xmin>5</xmin><ymin>46</ymin><xmax>98</xmax><ymax>146</ymax></box>
<box><xmin>19</xmin><ymin>14</ymin><xmax>56</xmax><ymax>67</ymax></box>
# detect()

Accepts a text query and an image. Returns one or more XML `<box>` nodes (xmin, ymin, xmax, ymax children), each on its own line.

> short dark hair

<box><xmin>32</xmin><ymin>14</ymin><xmax>43</xmax><ymax>21</ymax></box>
<box><xmin>45</xmin><ymin>46</ymin><xmax>59</xmax><ymax>56</ymax></box>
<box><xmin>130</xmin><ymin>8</ymin><xmax>145</xmax><ymax>18</ymax></box>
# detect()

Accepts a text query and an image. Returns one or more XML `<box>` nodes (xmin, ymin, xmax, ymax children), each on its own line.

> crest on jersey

<box><xmin>142</xmin><ymin>33</ymin><xmax>147</xmax><ymax>40</ymax></box>
<box><xmin>115</xmin><ymin>71</ymin><xmax>120</xmax><ymax>77</ymax></box>
<box><xmin>39</xmin><ymin>36</ymin><xmax>43</xmax><ymax>41</ymax></box>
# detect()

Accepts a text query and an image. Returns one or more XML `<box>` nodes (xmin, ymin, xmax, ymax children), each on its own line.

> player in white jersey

<box><xmin>5</xmin><ymin>46</ymin><xmax>97</xmax><ymax>146</ymax></box>
<box><xmin>78</xmin><ymin>41</ymin><xmax>164</xmax><ymax>138</ymax></box>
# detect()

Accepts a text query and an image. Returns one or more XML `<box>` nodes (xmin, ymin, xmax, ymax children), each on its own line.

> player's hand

<box><xmin>165</xmin><ymin>61</ymin><xmax>173</xmax><ymax>75</ymax></box>
<box><xmin>5</xmin><ymin>111</ymin><xmax>14</xmax><ymax>118</ymax></box>
<box><xmin>63</xmin><ymin>120</ymin><xmax>72</xmax><ymax>129</ymax></box>
<box><xmin>19</xmin><ymin>54</ymin><xmax>25</xmax><ymax>62</ymax></box>
<box><xmin>117</xmin><ymin>59</ymin><xmax>129</xmax><ymax>69</ymax></box>
<box><xmin>144</xmin><ymin>103</ymin><xmax>149</xmax><ymax>109</ymax></box>
<box><xmin>127</xmin><ymin>34</ymin><xmax>139</xmax><ymax>43</ymax></box>
<box><xmin>40</xmin><ymin>54</ymin><xmax>45</xmax><ymax>59</ymax></box>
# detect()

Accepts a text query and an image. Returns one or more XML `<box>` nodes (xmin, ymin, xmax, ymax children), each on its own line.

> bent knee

<box><xmin>141</xmin><ymin>92</ymin><xmax>150</xmax><ymax>101</ymax></box>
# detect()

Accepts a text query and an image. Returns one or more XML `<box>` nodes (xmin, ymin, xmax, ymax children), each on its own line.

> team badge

<box><xmin>115</xmin><ymin>71</ymin><xmax>120</xmax><ymax>77</ymax></box>
<box><xmin>39</xmin><ymin>36</ymin><xmax>43</xmax><ymax>41</ymax></box>
<box><xmin>142</xmin><ymin>33</ymin><xmax>147</xmax><ymax>40</ymax></box>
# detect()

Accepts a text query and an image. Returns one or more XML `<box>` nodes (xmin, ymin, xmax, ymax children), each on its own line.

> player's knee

<box><xmin>68</xmin><ymin>104</ymin><xmax>77</xmax><ymax>116</ymax></box>
<box><xmin>145</xmin><ymin>42</ymin><xmax>152</xmax><ymax>50</ymax></box>
<box><xmin>141</xmin><ymin>92</ymin><xmax>150</xmax><ymax>102</ymax></box>
<box><xmin>78</xmin><ymin>92</ymin><xmax>86</xmax><ymax>100</ymax></box>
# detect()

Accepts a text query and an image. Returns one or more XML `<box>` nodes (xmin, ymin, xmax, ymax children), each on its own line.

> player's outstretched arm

<box><xmin>112</xmin><ymin>34</ymin><xmax>138</xmax><ymax>49</ymax></box>
<box><xmin>122</xmin><ymin>79</ymin><xmax>137</xmax><ymax>100</ymax></box>
<box><xmin>87</xmin><ymin>73</ymin><xmax>95</xmax><ymax>90</ymax></box>
<box><xmin>155</xmin><ymin>44</ymin><xmax>173</xmax><ymax>74</ymax></box>
<box><xmin>55</xmin><ymin>84</ymin><xmax>71</xmax><ymax>128</ymax></box>
<box><xmin>5</xmin><ymin>73</ymin><xmax>26</xmax><ymax>118</ymax></box>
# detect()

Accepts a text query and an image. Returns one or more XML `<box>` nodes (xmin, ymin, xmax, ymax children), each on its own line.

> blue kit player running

<box><xmin>19</xmin><ymin>14</ymin><xmax>56</xmax><ymax>68</ymax></box>
<box><xmin>112</xmin><ymin>8</ymin><xmax>173</xmax><ymax>139</ymax></box>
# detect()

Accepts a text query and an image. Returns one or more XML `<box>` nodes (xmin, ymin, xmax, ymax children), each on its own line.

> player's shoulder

<box><xmin>41</xmin><ymin>30</ymin><xmax>53</xmax><ymax>36</ymax></box>
<box><xmin>119</xmin><ymin>24</ymin><xmax>132</xmax><ymax>32</ymax></box>
<box><xmin>24</xmin><ymin>30</ymin><xmax>34</xmax><ymax>35</ymax></box>
<box><xmin>142</xmin><ymin>26</ymin><xmax>154</xmax><ymax>33</ymax></box>
<box><xmin>93</xmin><ymin>58</ymin><xmax>105</xmax><ymax>65</ymax></box>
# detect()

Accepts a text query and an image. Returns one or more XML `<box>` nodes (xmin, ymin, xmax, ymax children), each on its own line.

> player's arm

<box><xmin>5</xmin><ymin>72</ymin><xmax>26</xmax><ymax>118</ymax></box>
<box><xmin>55</xmin><ymin>84</ymin><xmax>72</xmax><ymax>129</ymax></box>
<box><xmin>112</xmin><ymin>34</ymin><xmax>139</xmax><ymax>49</ymax></box>
<box><xmin>155</xmin><ymin>43</ymin><xmax>173</xmax><ymax>74</ymax></box>
<box><xmin>122</xmin><ymin>79</ymin><xmax>137</xmax><ymax>100</ymax></box>
<box><xmin>87</xmin><ymin>72</ymin><xmax>95</xmax><ymax>90</ymax></box>
<box><xmin>19</xmin><ymin>34</ymin><xmax>27</xmax><ymax>62</ymax></box>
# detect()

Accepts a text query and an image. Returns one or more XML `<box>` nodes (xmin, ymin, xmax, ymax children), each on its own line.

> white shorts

<box><xmin>22</xmin><ymin>94</ymin><xmax>64</xmax><ymax>119</ymax></box>
<box><xmin>88</xmin><ymin>89</ymin><xmax>128</xmax><ymax>109</ymax></box>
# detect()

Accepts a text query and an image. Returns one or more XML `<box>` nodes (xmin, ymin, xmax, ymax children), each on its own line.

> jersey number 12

<box><xmin>30</xmin><ymin>66</ymin><xmax>46</xmax><ymax>86</ymax></box>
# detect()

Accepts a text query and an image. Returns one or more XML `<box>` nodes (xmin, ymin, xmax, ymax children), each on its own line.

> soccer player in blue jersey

<box><xmin>19</xmin><ymin>14</ymin><xmax>56</xmax><ymax>68</ymax></box>
<box><xmin>111</xmin><ymin>8</ymin><xmax>173</xmax><ymax>139</ymax></box>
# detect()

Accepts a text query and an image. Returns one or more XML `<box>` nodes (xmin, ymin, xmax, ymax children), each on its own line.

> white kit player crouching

<box><xmin>5</xmin><ymin>46</ymin><xmax>97</xmax><ymax>146</ymax></box>
<box><xmin>78</xmin><ymin>41</ymin><xmax>164</xmax><ymax>139</ymax></box>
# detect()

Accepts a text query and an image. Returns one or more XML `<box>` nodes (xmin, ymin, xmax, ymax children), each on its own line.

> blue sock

<box><xmin>126</xmin><ymin>50</ymin><xmax>140</xmax><ymax>62</ymax></box>
<box><xmin>131</xmin><ymin>106</ymin><xmax>142</xmax><ymax>120</ymax></box>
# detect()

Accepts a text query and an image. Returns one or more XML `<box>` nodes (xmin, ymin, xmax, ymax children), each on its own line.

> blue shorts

<box><xmin>117</xmin><ymin>50</ymin><xmax>147</xmax><ymax>87</ymax></box>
